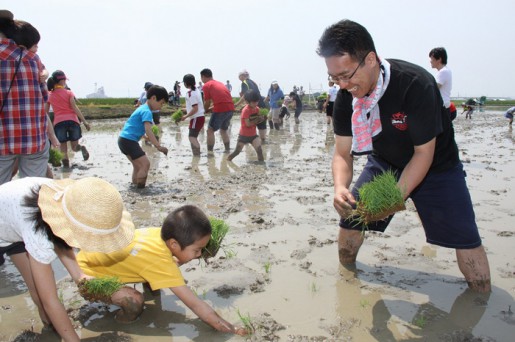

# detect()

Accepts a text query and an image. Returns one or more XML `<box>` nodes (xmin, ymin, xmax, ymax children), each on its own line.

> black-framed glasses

<box><xmin>328</xmin><ymin>53</ymin><xmax>368</xmax><ymax>83</ymax></box>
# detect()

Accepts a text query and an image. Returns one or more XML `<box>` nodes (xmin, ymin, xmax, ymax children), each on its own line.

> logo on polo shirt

<box><xmin>391</xmin><ymin>112</ymin><xmax>407</xmax><ymax>131</ymax></box>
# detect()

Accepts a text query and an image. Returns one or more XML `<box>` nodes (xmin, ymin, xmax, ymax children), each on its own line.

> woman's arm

<box><xmin>69</xmin><ymin>96</ymin><xmax>90</xmax><ymax>131</ymax></box>
<box><xmin>171</xmin><ymin>285</ymin><xmax>247</xmax><ymax>335</ymax></box>
<box><xmin>29</xmin><ymin>255</ymin><xmax>80</xmax><ymax>342</ymax></box>
<box><xmin>55</xmin><ymin>248</ymin><xmax>86</xmax><ymax>283</ymax></box>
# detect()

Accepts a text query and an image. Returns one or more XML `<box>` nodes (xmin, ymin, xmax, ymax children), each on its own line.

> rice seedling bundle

<box><xmin>151</xmin><ymin>125</ymin><xmax>159</xmax><ymax>137</ymax></box>
<box><xmin>354</xmin><ymin>170</ymin><xmax>405</xmax><ymax>225</ymax></box>
<box><xmin>171</xmin><ymin>109</ymin><xmax>183</xmax><ymax>124</ymax></box>
<box><xmin>202</xmin><ymin>217</ymin><xmax>230</xmax><ymax>260</ymax></box>
<box><xmin>78</xmin><ymin>276</ymin><xmax>123</xmax><ymax>303</ymax></box>
<box><xmin>48</xmin><ymin>148</ymin><xmax>63</xmax><ymax>167</ymax></box>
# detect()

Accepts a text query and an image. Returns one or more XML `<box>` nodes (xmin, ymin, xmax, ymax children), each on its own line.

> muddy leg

<box><xmin>227</xmin><ymin>143</ymin><xmax>243</xmax><ymax>161</ymax></box>
<box><xmin>111</xmin><ymin>286</ymin><xmax>144</xmax><ymax>323</ymax></box>
<box><xmin>338</xmin><ymin>228</ymin><xmax>364</xmax><ymax>266</ymax></box>
<box><xmin>456</xmin><ymin>246</ymin><xmax>491</xmax><ymax>293</ymax></box>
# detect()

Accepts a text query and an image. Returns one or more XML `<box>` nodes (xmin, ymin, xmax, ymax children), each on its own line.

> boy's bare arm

<box><xmin>170</xmin><ymin>285</ymin><xmax>247</xmax><ymax>335</ymax></box>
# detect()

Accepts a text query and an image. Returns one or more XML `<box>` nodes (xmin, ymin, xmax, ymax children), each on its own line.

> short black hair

<box><xmin>429</xmin><ymin>47</ymin><xmax>448</xmax><ymax>65</ymax></box>
<box><xmin>0</xmin><ymin>16</ymin><xmax>17</xmax><ymax>39</ymax></box>
<box><xmin>161</xmin><ymin>205</ymin><xmax>212</xmax><ymax>249</ymax></box>
<box><xmin>317</xmin><ymin>19</ymin><xmax>376</xmax><ymax>62</ymax></box>
<box><xmin>183</xmin><ymin>74</ymin><xmax>196</xmax><ymax>89</ymax></box>
<box><xmin>200</xmin><ymin>68</ymin><xmax>212</xmax><ymax>78</ymax></box>
<box><xmin>13</xmin><ymin>20</ymin><xmax>40</xmax><ymax>49</ymax></box>
<box><xmin>244</xmin><ymin>89</ymin><xmax>260</xmax><ymax>103</ymax></box>
<box><xmin>147</xmin><ymin>85</ymin><xmax>169</xmax><ymax>102</ymax></box>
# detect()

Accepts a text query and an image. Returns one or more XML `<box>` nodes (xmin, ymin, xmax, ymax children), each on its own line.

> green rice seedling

<box><xmin>309</xmin><ymin>281</ymin><xmax>319</xmax><ymax>293</ymax></box>
<box><xmin>258</xmin><ymin>108</ymin><xmax>268</xmax><ymax>117</ymax></box>
<box><xmin>359</xmin><ymin>299</ymin><xmax>370</xmax><ymax>308</ymax></box>
<box><xmin>264</xmin><ymin>261</ymin><xmax>272</xmax><ymax>274</ymax></box>
<box><xmin>201</xmin><ymin>217</ymin><xmax>230</xmax><ymax>260</ymax></box>
<box><xmin>48</xmin><ymin>148</ymin><xmax>63</xmax><ymax>167</ymax></box>
<box><xmin>78</xmin><ymin>276</ymin><xmax>123</xmax><ymax>303</ymax></box>
<box><xmin>171</xmin><ymin>109</ymin><xmax>183</xmax><ymax>124</ymax></box>
<box><xmin>237</xmin><ymin>309</ymin><xmax>255</xmax><ymax>334</ymax></box>
<box><xmin>412</xmin><ymin>314</ymin><xmax>427</xmax><ymax>328</ymax></box>
<box><xmin>151</xmin><ymin>125</ymin><xmax>159</xmax><ymax>138</ymax></box>
<box><xmin>353</xmin><ymin>170</ymin><xmax>405</xmax><ymax>226</ymax></box>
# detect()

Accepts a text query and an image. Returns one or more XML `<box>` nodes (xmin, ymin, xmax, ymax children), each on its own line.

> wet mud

<box><xmin>0</xmin><ymin>110</ymin><xmax>514</xmax><ymax>341</ymax></box>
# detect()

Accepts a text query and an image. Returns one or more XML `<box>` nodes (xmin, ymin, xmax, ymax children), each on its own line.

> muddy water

<box><xmin>0</xmin><ymin>111</ymin><xmax>514</xmax><ymax>341</ymax></box>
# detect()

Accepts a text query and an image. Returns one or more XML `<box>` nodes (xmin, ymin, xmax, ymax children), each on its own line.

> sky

<box><xmin>6</xmin><ymin>0</ymin><xmax>515</xmax><ymax>99</ymax></box>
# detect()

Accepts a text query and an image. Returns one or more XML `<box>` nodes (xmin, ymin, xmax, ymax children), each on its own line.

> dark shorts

<box><xmin>326</xmin><ymin>101</ymin><xmax>334</xmax><ymax>117</ymax></box>
<box><xmin>54</xmin><ymin>120</ymin><xmax>82</xmax><ymax>143</ymax></box>
<box><xmin>294</xmin><ymin>106</ymin><xmax>303</xmax><ymax>118</ymax></box>
<box><xmin>152</xmin><ymin>112</ymin><xmax>161</xmax><ymax>125</ymax></box>
<box><xmin>339</xmin><ymin>154</ymin><xmax>482</xmax><ymax>249</ymax></box>
<box><xmin>237</xmin><ymin>135</ymin><xmax>258</xmax><ymax>144</ymax></box>
<box><xmin>189</xmin><ymin>116</ymin><xmax>205</xmax><ymax>137</ymax></box>
<box><xmin>256</xmin><ymin>120</ymin><xmax>267</xmax><ymax>130</ymax></box>
<box><xmin>208</xmin><ymin>111</ymin><xmax>233</xmax><ymax>131</ymax></box>
<box><xmin>0</xmin><ymin>242</ymin><xmax>26</xmax><ymax>266</ymax></box>
<box><xmin>118</xmin><ymin>137</ymin><xmax>145</xmax><ymax>160</ymax></box>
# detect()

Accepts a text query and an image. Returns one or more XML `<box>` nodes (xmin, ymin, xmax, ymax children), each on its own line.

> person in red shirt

<box><xmin>200</xmin><ymin>68</ymin><xmax>235</xmax><ymax>153</ymax></box>
<box><xmin>227</xmin><ymin>89</ymin><xmax>264</xmax><ymax>162</ymax></box>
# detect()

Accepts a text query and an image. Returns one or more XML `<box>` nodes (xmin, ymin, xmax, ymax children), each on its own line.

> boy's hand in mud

<box><xmin>157</xmin><ymin>146</ymin><xmax>168</xmax><ymax>156</ymax></box>
<box><xmin>334</xmin><ymin>186</ymin><xmax>356</xmax><ymax>218</ymax></box>
<box><xmin>234</xmin><ymin>326</ymin><xmax>249</xmax><ymax>336</ymax></box>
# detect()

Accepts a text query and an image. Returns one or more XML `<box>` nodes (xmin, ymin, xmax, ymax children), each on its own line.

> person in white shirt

<box><xmin>324</xmin><ymin>81</ymin><xmax>339</xmax><ymax>124</ymax></box>
<box><xmin>430</xmin><ymin>47</ymin><xmax>454</xmax><ymax>120</ymax></box>
<box><xmin>181</xmin><ymin>74</ymin><xmax>206</xmax><ymax>156</ymax></box>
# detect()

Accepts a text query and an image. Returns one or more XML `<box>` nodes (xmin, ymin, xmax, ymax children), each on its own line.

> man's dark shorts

<box><xmin>326</xmin><ymin>101</ymin><xmax>334</xmax><ymax>117</ymax></box>
<box><xmin>237</xmin><ymin>135</ymin><xmax>258</xmax><ymax>144</ymax></box>
<box><xmin>0</xmin><ymin>242</ymin><xmax>26</xmax><ymax>266</ymax></box>
<box><xmin>54</xmin><ymin>120</ymin><xmax>82</xmax><ymax>143</ymax></box>
<box><xmin>339</xmin><ymin>154</ymin><xmax>482</xmax><ymax>249</ymax></box>
<box><xmin>118</xmin><ymin>137</ymin><xmax>145</xmax><ymax>160</ymax></box>
<box><xmin>208</xmin><ymin>111</ymin><xmax>233</xmax><ymax>131</ymax></box>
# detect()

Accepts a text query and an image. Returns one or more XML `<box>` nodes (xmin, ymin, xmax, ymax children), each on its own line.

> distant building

<box><xmin>86</xmin><ymin>83</ymin><xmax>108</xmax><ymax>98</ymax></box>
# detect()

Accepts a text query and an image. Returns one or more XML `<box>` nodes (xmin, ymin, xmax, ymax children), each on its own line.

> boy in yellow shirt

<box><xmin>77</xmin><ymin>205</ymin><xmax>246</xmax><ymax>336</ymax></box>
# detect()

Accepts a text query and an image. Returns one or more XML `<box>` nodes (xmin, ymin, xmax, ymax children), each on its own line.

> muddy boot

<box><xmin>268</xmin><ymin>120</ymin><xmax>274</xmax><ymax>129</ymax></box>
<box><xmin>274</xmin><ymin>123</ymin><xmax>280</xmax><ymax>130</ymax></box>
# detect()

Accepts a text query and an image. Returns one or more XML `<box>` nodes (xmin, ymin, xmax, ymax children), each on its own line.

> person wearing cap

<box><xmin>0</xmin><ymin>11</ymin><xmax>55</xmax><ymax>184</ymax></box>
<box><xmin>118</xmin><ymin>85</ymin><xmax>169</xmax><ymax>188</ymax></box>
<box><xmin>0</xmin><ymin>176</ymin><xmax>136</xmax><ymax>342</ymax></box>
<box><xmin>200</xmin><ymin>68</ymin><xmax>235</xmax><ymax>153</ymax></box>
<box><xmin>234</xmin><ymin>70</ymin><xmax>268</xmax><ymax>142</ymax></box>
<box><xmin>265</xmin><ymin>81</ymin><xmax>284</xmax><ymax>130</ymax></box>
<box><xmin>135</xmin><ymin>82</ymin><xmax>162</xmax><ymax>143</ymax></box>
<box><xmin>46</xmin><ymin>70</ymin><xmax>91</xmax><ymax>168</ymax></box>
<box><xmin>77</xmin><ymin>204</ymin><xmax>248</xmax><ymax>335</ymax></box>
<box><xmin>135</xmin><ymin>81</ymin><xmax>153</xmax><ymax>107</ymax></box>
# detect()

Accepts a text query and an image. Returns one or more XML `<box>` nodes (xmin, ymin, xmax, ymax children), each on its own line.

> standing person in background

<box><xmin>289</xmin><ymin>91</ymin><xmax>303</xmax><ymax>124</ymax></box>
<box><xmin>323</xmin><ymin>80</ymin><xmax>339</xmax><ymax>125</ymax></box>
<box><xmin>135</xmin><ymin>82</ymin><xmax>153</xmax><ymax>107</ymax></box>
<box><xmin>173</xmin><ymin>81</ymin><xmax>181</xmax><ymax>106</ymax></box>
<box><xmin>0</xmin><ymin>11</ymin><xmax>55</xmax><ymax>184</ymax></box>
<box><xmin>200</xmin><ymin>68</ymin><xmax>235</xmax><ymax>153</ymax></box>
<box><xmin>234</xmin><ymin>70</ymin><xmax>268</xmax><ymax>143</ymax></box>
<box><xmin>317</xmin><ymin>19</ymin><xmax>490</xmax><ymax>293</ymax></box>
<box><xmin>118</xmin><ymin>85</ymin><xmax>169</xmax><ymax>188</ymax></box>
<box><xmin>298</xmin><ymin>86</ymin><xmax>305</xmax><ymax>101</ymax></box>
<box><xmin>504</xmin><ymin>106</ymin><xmax>515</xmax><ymax>126</ymax></box>
<box><xmin>265</xmin><ymin>81</ymin><xmax>284</xmax><ymax>130</ymax></box>
<box><xmin>225</xmin><ymin>80</ymin><xmax>232</xmax><ymax>94</ymax></box>
<box><xmin>429</xmin><ymin>47</ymin><xmax>454</xmax><ymax>121</ymax></box>
<box><xmin>46</xmin><ymin>70</ymin><xmax>91</xmax><ymax>168</ymax></box>
<box><xmin>181</xmin><ymin>74</ymin><xmax>205</xmax><ymax>156</ymax></box>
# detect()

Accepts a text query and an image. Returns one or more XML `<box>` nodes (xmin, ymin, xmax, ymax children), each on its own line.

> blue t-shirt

<box><xmin>268</xmin><ymin>87</ymin><xmax>284</xmax><ymax>109</ymax></box>
<box><xmin>119</xmin><ymin>104</ymin><xmax>154</xmax><ymax>141</ymax></box>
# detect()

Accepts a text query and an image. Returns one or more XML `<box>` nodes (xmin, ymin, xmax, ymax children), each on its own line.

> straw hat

<box><xmin>38</xmin><ymin>177</ymin><xmax>135</xmax><ymax>253</ymax></box>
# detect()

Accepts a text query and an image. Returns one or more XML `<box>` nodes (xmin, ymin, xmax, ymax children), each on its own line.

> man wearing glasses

<box><xmin>317</xmin><ymin>19</ymin><xmax>490</xmax><ymax>293</ymax></box>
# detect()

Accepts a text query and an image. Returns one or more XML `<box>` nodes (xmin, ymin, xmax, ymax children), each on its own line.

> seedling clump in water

<box><xmin>78</xmin><ymin>276</ymin><xmax>123</xmax><ymax>303</ymax></box>
<box><xmin>201</xmin><ymin>217</ymin><xmax>230</xmax><ymax>260</ymax></box>
<box><xmin>353</xmin><ymin>170</ymin><xmax>405</xmax><ymax>226</ymax></box>
<box><xmin>48</xmin><ymin>148</ymin><xmax>63</xmax><ymax>167</ymax></box>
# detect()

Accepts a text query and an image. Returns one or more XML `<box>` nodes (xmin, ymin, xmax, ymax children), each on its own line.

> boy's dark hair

<box><xmin>146</xmin><ymin>85</ymin><xmax>169</xmax><ymax>102</ymax></box>
<box><xmin>183</xmin><ymin>74</ymin><xmax>196</xmax><ymax>90</ymax></box>
<box><xmin>200</xmin><ymin>68</ymin><xmax>212</xmax><ymax>78</ymax></box>
<box><xmin>289</xmin><ymin>91</ymin><xmax>297</xmax><ymax>98</ymax></box>
<box><xmin>13</xmin><ymin>20</ymin><xmax>40</xmax><ymax>49</ymax></box>
<box><xmin>317</xmin><ymin>19</ymin><xmax>376</xmax><ymax>62</ymax></box>
<box><xmin>429</xmin><ymin>47</ymin><xmax>448</xmax><ymax>65</ymax></box>
<box><xmin>161</xmin><ymin>205</ymin><xmax>212</xmax><ymax>249</ymax></box>
<box><xmin>22</xmin><ymin>187</ymin><xmax>71</xmax><ymax>251</ymax></box>
<box><xmin>244</xmin><ymin>89</ymin><xmax>260</xmax><ymax>103</ymax></box>
<box><xmin>0</xmin><ymin>15</ymin><xmax>17</xmax><ymax>39</ymax></box>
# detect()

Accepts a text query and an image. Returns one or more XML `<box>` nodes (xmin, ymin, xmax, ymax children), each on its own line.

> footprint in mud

<box><xmin>497</xmin><ymin>231</ymin><xmax>514</xmax><ymax>237</ymax></box>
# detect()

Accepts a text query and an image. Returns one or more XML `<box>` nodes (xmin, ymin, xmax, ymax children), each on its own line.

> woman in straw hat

<box><xmin>0</xmin><ymin>176</ymin><xmax>135</xmax><ymax>342</ymax></box>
